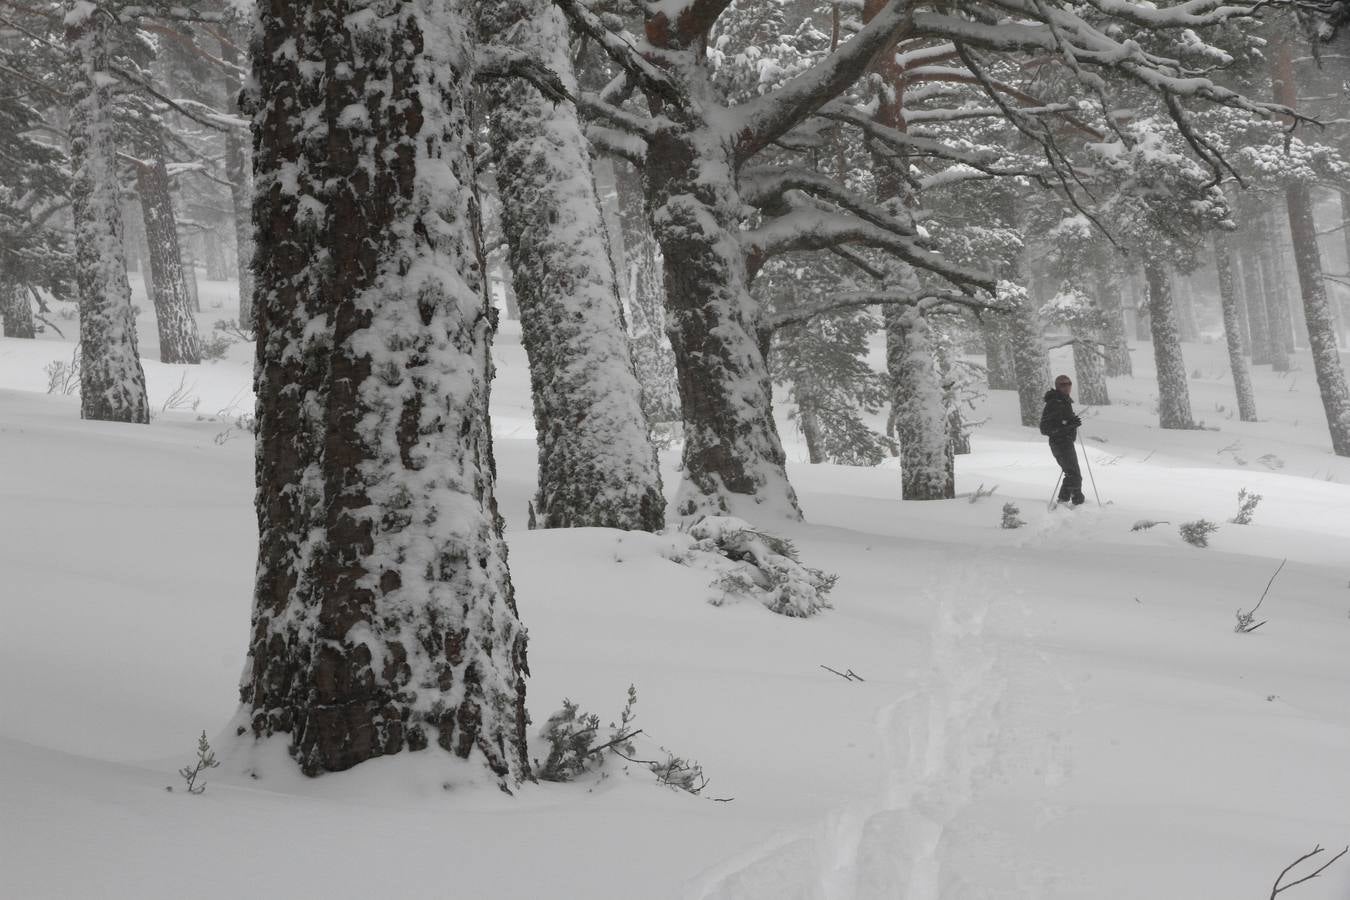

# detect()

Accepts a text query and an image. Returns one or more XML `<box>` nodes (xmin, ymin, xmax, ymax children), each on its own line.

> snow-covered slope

<box><xmin>2</xmin><ymin>281</ymin><xmax>1347</xmax><ymax>899</ymax></box>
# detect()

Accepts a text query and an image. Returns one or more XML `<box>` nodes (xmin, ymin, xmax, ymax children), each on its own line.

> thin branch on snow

<box><xmin>1269</xmin><ymin>844</ymin><xmax>1348</xmax><ymax>897</ymax></box>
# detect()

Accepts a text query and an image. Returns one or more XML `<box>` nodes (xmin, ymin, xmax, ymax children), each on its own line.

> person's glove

<box><xmin>1070</xmin><ymin>415</ymin><xmax>1082</xmax><ymax>428</ymax></box>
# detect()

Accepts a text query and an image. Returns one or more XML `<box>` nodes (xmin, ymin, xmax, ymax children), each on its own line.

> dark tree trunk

<box><xmin>1144</xmin><ymin>258</ymin><xmax>1194</xmax><ymax>429</ymax></box>
<box><xmin>204</xmin><ymin>230</ymin><xmax>228</xmax><ymax>281</ymax></box>
<box><xmin>244</xmin><ymin>0</ymin><xmax>530</xmax><ymax>780</ymax></box>
<box><xmin>135</xmin><ymin>145</ymin><xmax>202</xmax><ymax>364</ymax></box>
<box><xmin>646</xmin><ymin>126</ymin><xmax>801</xmax><ymax>519</ymax></box>
<box><xmin>613</xmin><ymin>160</ymin><xmax>680</xmax><ymax>431</ymax></box>
<box><xmin>479</xmin><ymin>0</ymin><xmax>664</xmax><ymax>532</ymax></box>
<box><xmin>1214</xmin><ymin>233</ymin><xmax>1257</xmax><ymax>422</ymax></box>
<box><xmin>798</xmin><ymin>391</ymin><xmax>826</xmax><ymax>464</ymax></box>
<box><xmin>1</xmin><ymin>281</ymin><xmax>36</xmax><ymax>338</ymax></box>
<box><xmin>218</xmin><ymin>31</ymin><xmax>254</xmax><ymax>328</ymax></box>
<box><xmin>65</xmin><ymin>3</ymin><xmax>149</xmax><ymax>424</ymax></box>
<box><xmin>1173</xmin><ymin>274</ymin><xmax>1200</xmax><ymax>343</ymax></box>
<box><xmin>1008</xmin><ymin>285</ymin><xmax>1050</xmax><ymax>427</ymax></box>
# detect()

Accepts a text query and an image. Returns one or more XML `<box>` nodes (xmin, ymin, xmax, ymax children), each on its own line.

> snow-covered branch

<box><xmin>477</xmin><ymin>46</ymin><xmax>573</xmax><ymax>105</ymax></box>
<box><xmin>740</xmin><ymin>166</ymin><xmax>918</xmax><ymax>237</ymax></box>
<box><xmin>731</xmin><ymin>0</ymin><xmax>917</xmax><ymax>164</ymax></box>
<box><xmin>576</xmin><ymin>90</ymin><xmax>659</xmax><ymax>138</ymax></box>
<box><xmin>767</xmin><ymin>289</ymin><xmax>999</xmax><ymax>331</ymax></box>
<box><xmin>553</xmin><ymin>0</ymin><xmax>685</xmax><ymax>110</ymax></box>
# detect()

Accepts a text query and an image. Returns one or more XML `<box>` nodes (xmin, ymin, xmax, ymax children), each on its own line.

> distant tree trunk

<box><xmin>1144</xmin><ymin>258</ymin><xmax>1194</xmax><ymax>429</ymax></box>
<box><xmin>1214</xmin><ymin>233</ymin><xmax>1257</xmax><ymax>422</ymax></box>
<box><xmin>889</xmin><ymin>308</ymin><xmax>954</xmax><ymax>500</ymax></box>
<box><xmin>1073</xmin><ymin>339</ymin><xmax>1109</xmax><ymax>406</ymax></box>
<box><xmin>614</xmin><ymin>160</ymin><xmax>680</xmax><ymax>431</ymax></box>
<box><xmin>480</xmin><ymin>0</ymin><xmax>664</xmax><ymax>531</ymax></box>
<box><xmin>1230</xmin><ymin>251</ymin><xmax>1252</xmax><ymax>356</ymax></box>
<box><xmin>797</xmin><ymin>391</ymin><xmax>826</xmax><ymax>464</ymax></box>
<box><xmin>1173</xmin><ymin>274</ymin><xmax>1200</xmax><ymax>343</ymax></box>
<box><xmin>1238</xmin><ymin>241</ymin><xmax>1273</xmax><ymax>365</ymax></box>
<box><xmin>243</xmin><ymin>0</ymin><xmax>530</xmax><ymax>780</ymax></box>
<box><xmin>1098</xmin><ymin>275</ymin><xmax>1131</xmax><ymax>376</ymax></box>
<box><xmin>65</xmin><ymin>3</ymin><xmax>149</xmax><ymax>424</ymax></box>
<box><xmin>204</xmin><ymin>230</ymin><xmax>228</xmax><ymax>281</ymax></box>
<box><xmin>934</xmin><ymin>325</ymin><xmax>970</xmax><ymax>455</ymax></box>
<box><xmin>1</xmin><ymin>281</ymin><xmax>36</xmax><ymax>338</ymax></box>
<box><xmin>136</xmin><ymin>147</ymin><xmax>202</xmax><ymax>364</ymax></box>
<box><xmin>982</xmin><ymin>315</ymin><xmax>1017</xmax><ymax>390</ymax></box>
<box><xmin>1257</xmin><ymin>215</ymin><xmax>1291</xmax><ymax>372</ymax></box>
<box><xmin>218</xmin><ymin>31</ymin><xmax>254</xmax><ymax>328</ymax></box>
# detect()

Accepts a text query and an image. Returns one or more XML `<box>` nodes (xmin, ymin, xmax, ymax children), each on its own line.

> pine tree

<box><xmin>478</xmin><ymin>0</ymin><xmax>664</xmax><ymax>531</ymax></box>
<box><xmin>243</xmin><ymin>0</ymin><xmax>529</xmax><ymax>780</ymax></box>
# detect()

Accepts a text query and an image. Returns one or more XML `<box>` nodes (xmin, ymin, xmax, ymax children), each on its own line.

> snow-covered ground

<box><xmin>2</xmin><ymin>279</ymin><xmax>1348</xmax><ymax>899</ymax></box>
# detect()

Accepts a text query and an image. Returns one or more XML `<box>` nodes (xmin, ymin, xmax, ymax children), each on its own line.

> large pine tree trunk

<box><xmin>1143</xmin><ymin>258</ymin><xmax>1194</xmax><ymax>429</ymax></box>
<box><xmin>646</xmin><ymin>128</ymin><xmax>801</xmax><ymax>520</ymax></box>
<box><xmin>243</xmin><ymin>0</ymin><xmax>529</xmax><ymax>780</ymax></box>
<box><xmin>1214</xmin><ymin>233</ymin><xmax>1257</xmax><ymax>422</ymax></box>
<box><xmin>218</xmin><ymin>29</ymin><xmax>254</xmax><ymax>328</ymax></box>
<box><xmin>889</xmin><ymin>308</ymin><xmax>954</xmax><ymax>500</ymax></box>
<box><xmin>1</xmin><ymin>281</ymin><xmax>36</xmax><ymax>338</ymax></box>
<box><xmin>65</xmin><ymin>3</ymin><xmax>149</xmax><ymax>424</ymax></box>
<box><xmin>614</xmin><ymin>161</ymin><xmax>680</xmax><ymax>433</ymax></box>
<box><xmin>136</xmin><ymin>146</ymin><xmax>202</xmax><ymax>364</ymax></box>
<box><xmin>479</xmin><ymin>0</ymin><xmax>664</xmax><ymax>532</ymax></box>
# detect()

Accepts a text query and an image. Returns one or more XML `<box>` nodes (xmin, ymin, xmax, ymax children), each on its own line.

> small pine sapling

<box><xmin>1000</xmin><ymin>502</ymin><xmax>1025</xmax><ymax>529</ymax></box>
<box><xmin>171</xmin><ymin>731</ymin><xmax>220</xmax><ymax>794</ymax></box>
<box><xmin>673</xmin><ymin>516</ymin><xmax>837</xmax><ymax>617</ymax></box>
<box><xmin>1131</xmin><ymin>519</ymin><xmax>1169</xmax><ymax>532</ymax></box>
<box><xmin>537</xmin><ymin>687</ymin><xmax>641</xmax><ymax>783</ymax></box>
<box><xmin>1231</xmin><ymin>488</ymin><xmax>1262</xmax><ymax>525</ymax></box>
<box><xmin>1179</xmin><ymin>519</ymin><xmax>1219</xmax><ymax>548</ymax></box>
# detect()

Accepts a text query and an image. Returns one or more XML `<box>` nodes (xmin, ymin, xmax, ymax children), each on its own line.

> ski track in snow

<box><xmin>686</xmin><ymin>556</ymin><xmax>1080</xmax><ymax>900</ymax></box>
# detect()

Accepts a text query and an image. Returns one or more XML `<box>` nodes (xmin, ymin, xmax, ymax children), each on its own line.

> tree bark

<box><xmin>65</xmin><ymin>2</ymin><xmax>149</xmax><ymax>424</ymax></box>
<box><xmin>480</xmin><ymin>0</ymin><xmax>664</xmax><ymax>532</ymax></box>
<box><xmin>613</xmin><ymin>160</ymin><xmax>680</xmax><ymax>432</ymax></box>
<box><xmin>1073</xmin><ymin>339</ymin><xmax>1109</xmax><ymax>406</ymax></box>
<box><xmin>1</xmin><ymin>281</ymin><xmax>36</xmax><ymax>338</ymax></box>
<box><xmin>218</xmin><ymin>29</ymin><xmax>254</xmax><ymax>328</ymax></box>
<box><xmin>889</xmin><ymin>308</ymin><xmax>954</xmax><ymax>500</ymax></box>
<box><xmin>243</xmin><ymin>0</ymin><xmax>530</xmax><ymax>780</ymax></box>
<box><xmin>1008</xmin><ymin>285</ymin><xmax>1050</xmax><ymax>427</ymax></box>
<box><xmin>135</xmin><ymin>144</ymin><xmax>202</xmax><ymax>364</ymax></box>
<box><xmin>1213</xmin><ymin>233</ymin><xmax>1257</xmax><ymax>422</ymax></box>
<box><xmin>797</xmin><ymin>390</ymin><xmax>826</xmax><ymax>464</ymax></box>
<box><xmin>1144</xmin><ymin>258</ymin><xmax>1194</xmax><ymax>429</ymax></box>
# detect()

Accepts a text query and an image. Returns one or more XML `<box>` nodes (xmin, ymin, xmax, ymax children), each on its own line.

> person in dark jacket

<box><xmin>1040</xmin><ymin>374</ymin><xmax>1084</xmax><ymax>505</ymax></box>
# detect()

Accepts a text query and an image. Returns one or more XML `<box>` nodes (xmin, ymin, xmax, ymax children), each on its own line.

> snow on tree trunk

<box><xmin>797</xmin><ymin>390</ymin><xmax>826</xmax><ymax>464</ymax></box>
<box><xmin>1143</xmin><ymin>258</ymin><xmax>1194</xmax><ymax>429</ymax></box>
<box><xmin>243</xmin><ymin>0</ymin><xmax>529</xmax><ymax>780</ymax></box>
<box><xmin>65</xmin><ymin>2</ymin><xmax>149</xmax><ymax>425</ymax></box>
<box><xmin>479</xmin><ymin>0</ymin><xmax>663</xmax><ymax>532</ymax></box>
<box><xmin>1098</xmin><ymin>276</ymin><xmax>1131</xmax><ymax>377</ymax></box>
<box><xmin>1073</xmin><ymin>340</ymin><xmax>1109</xmax><ymax>406</ymax></box>
<box><xmin>646</xmin><ymin>128</ymin><xmax>801</xmax><ymax>521</ymax></box>
<box><xmin>888</xmin><ymin>307</ymin><xmax>953</xmax><ymax>500</ymax></box>
<box><xmin>614</xmin><ymin>161</ymin><xmax>680</xmax><ymax>434</ymax></box>
<box><xmin>934</xmin><ymin>325</ymin><xmax>970</xmax><ymax>455</ymax></box>
<box><xmin>981</xmin><ymin>316</ymin><xmax>1017</xmax><ymax>390</ymax></box>
<box><xmin>135</xmin><ymin>147</ymin><xmax>202</xmax><ymax>364</ymax></box>
<box><xmin>1002</xmin><ymin>283</ymin><xmax>1049</xmax><ymax>427</ymax></box>
<box><xmin>1</xmin><ymin>282</ymin><xmax>35</xmax><ymax>338</ymax></box>
<box><xmin>218</xmin><ymin>34</ymin><xmax>254</xmax><ymax>329</ymax></box>
<box><xmin>1214</xmin><ymin>233</ymin><xmax>1257</xmax><ymax>422</ymax></box>
<box><xmin>1238</xmin><ymin>245</ymin><xmax>1272</xmax><ymax>365</ymax></box>
<box><xmin>1257</xmin><ymin>217</ymin><xmax>1292</xmax><ymax>372</ymax></box>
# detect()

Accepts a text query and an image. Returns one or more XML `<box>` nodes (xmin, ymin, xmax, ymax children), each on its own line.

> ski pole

<box><xmin>1048</xmin><ymin>471</ymin><xmax>1064</xmax><ymax>509</ymax></box>
<box><xmin>1078</xmin><ymin>434</ymin><xmax>1101</xmax><ymax>507</ymax></box>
